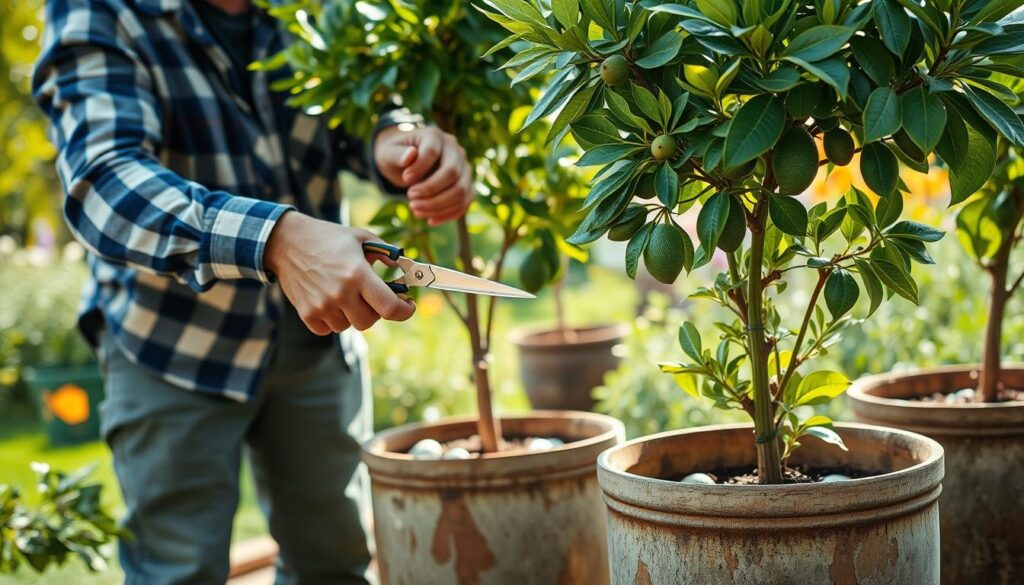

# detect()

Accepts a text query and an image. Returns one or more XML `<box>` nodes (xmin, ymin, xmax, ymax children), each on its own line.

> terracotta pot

<box><xmin>848</xmin><ymin>366</ymin><xmax>1024</xmax><ymax>585</ymax></box>
<box><xmin>598</xmin><ymin>423</ymin><xmax>944</xmax><ymax>584</ymax></box>
<box><xmin>362</xmin><ymin>411</ymin><xmax>625</xmax><ymax>585</ymax></box>
<box><xmin>510</xmin><ymin>324</ymin><xmax>627</xmax><ymax>411</ymax></box>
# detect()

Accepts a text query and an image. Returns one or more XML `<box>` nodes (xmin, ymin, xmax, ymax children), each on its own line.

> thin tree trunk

<box><xmin>456</xmin><ymin>216</ymin><xmax>501</xmax><ymax>452</ymax></box>
<box><xmin>747</xmin><ymin>205</ymin><xmax>783</xmax><ymax>484</ymax></box>
<box><xmin>978</xmin><ymin>241</ymin><xmax>1010</xmax><ymax>403</ymax></box>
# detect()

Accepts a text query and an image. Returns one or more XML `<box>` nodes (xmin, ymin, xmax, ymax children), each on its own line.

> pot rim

<box><xmin>597</xmin><ymin>422</ymin><xmax>943</xmax><ymax>525</ymax></box>
<box><xmin>362</xmin><ymin>410</ymin><xmax>625</xmax><ymax>487</ymax></box>
<box><xmin>508</xmin><ymin>323</ymin><xmax>628</xmax><ymax>349</ymax></box>
<box><xmin>848</xmin><ymin>365</ymin><xmax>1024</xmax><ymax>434</ymax></box>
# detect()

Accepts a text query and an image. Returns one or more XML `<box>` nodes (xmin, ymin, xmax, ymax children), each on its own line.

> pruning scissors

<box><xmin>363</xmin><ymin>242</ymin><xmax>535</xmax><ymax>299</ymax></box>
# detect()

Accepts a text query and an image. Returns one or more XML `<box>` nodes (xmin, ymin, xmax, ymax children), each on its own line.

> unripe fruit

<box><xmin>722</xmin><ymin>159</ymin><xmax>755</xmax><ymax>180</ymax></box>
<box><xmin>651</xmin><ymin>134</ymin><xmax>677</xmax><ymax>161</ymax></box>
<box><xmin>519</xmin><ymin>250</ymin><xmax>551</xmax><ymax>293</ymax></box>
<box><xmin>635</xmin><ymin>173</ymin><xmax>658</xmax><ymax>199</ymax></box>
<box><xmin>600</xmin><ymin>55</ymin><xmax>629</xmax><ymax>86</ymax></box>
<box><xmin>823</xmin><ymin>128</ymin><xmax>855</xmax><ymax>166</ymax></box>
<box><xmin>609</xmin><ymin>212</ymin><xmax>646</xmax><ymax>241</ymax></box>
<box><xmin>772</xmin><ymin>127</ymin><xmax>819</xmax><ymax>195</ymax></box>
<box><xmin>643</xmin><ymin>223</ymin><xmax>686</xmax><ymax>284</ymax></box>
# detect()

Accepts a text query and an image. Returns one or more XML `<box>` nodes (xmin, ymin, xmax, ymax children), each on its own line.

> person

<box><xmin>32</xmin><ymin>0</ymin><xmax>474</xmax><ymax>582</ymax></box>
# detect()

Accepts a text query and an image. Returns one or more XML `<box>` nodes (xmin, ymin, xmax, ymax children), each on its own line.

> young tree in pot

<box><xmin>486</xmin><ymin>0</ymin><xmax>1021</xmax><ymax>579</ymax></box>
<box><xmin>264</xmin><ymin>1</ymin><xmax>625</xmax><ymax>582</ymax></box>
<box><xmin>849</xmin><ymin>71</ymin><xmax>1024</xmax><ymax>583</ymax></box>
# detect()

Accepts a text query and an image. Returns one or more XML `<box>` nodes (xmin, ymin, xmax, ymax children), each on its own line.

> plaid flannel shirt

<box><xmin>33</xmin><ymin>0</ymin><xmax>414</xmax><ymax>400</ymax></box>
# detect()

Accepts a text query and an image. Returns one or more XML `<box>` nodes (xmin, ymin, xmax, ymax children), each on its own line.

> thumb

<box><xmin>380</xmin><ymin>143</ymin><xmax>418</xmax><ymax>170</ymax></box>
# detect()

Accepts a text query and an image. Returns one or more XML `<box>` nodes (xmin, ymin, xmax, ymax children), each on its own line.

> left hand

<box><xmin>374</xmin><ymin>125</ymin><xmax>475</xmax><ymax>226</ymax></box>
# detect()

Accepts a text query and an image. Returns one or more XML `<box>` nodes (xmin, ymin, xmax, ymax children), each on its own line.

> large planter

<box><xmin>598</xmin><ymin>423</ymin><xmax>944</xmax><ymax>585</ymax></box>
<box><xmin>23</xmin><ymin>363</ymin><xmax>104</xmax><ymax>446</ymax></box>
<box><xmin>848</xmin><ymin>366</ymin><xmax>1024</xmax><ymax>585</ymax></box>
<box><xmin>362</xmin><ymin>411</ymin><xmax>624</xmax><ymax>585</ymax></box>
<box><xmin>510</xmin><ymin>324</ymin><xmax>627</xmax><ymax>411</ymax></box>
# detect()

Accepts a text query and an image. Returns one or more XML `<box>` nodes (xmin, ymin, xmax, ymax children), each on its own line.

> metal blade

<box><xmin>410</xmin><ymin>262</ymin><xmax>535</xmax><ymax>298</ymax></box>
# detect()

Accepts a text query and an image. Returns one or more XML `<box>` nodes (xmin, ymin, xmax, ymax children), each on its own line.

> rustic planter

<box><xmin>598</xmin><ymin>423</ymin><xmax>944</xmax><ymax>585</ymax></box>
<box><xmin>848</xmin><ymin>366</ymin><xmax>1024</xmax><ymax>585</ymax></box>
<box><xmin>510</xmin><ymin>324</ymin><xmax>627</xmax><ymax>411</ymax></box>
<box><xmin>362</xmin><ymin>411</ymin><xmax>625</xmax><ymax>585</ymax></box>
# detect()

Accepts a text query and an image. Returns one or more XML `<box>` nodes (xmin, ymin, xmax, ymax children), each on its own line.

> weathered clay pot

<box><xmin>510</xmin><ymin>324</ymin><xmax>627</xmax><ymax>411</ymax></box>
<box><xmin>598</xmin><ymin>422</ymin><xmax>944</xmax><ymax>584</ymax></box>
<box><xmin>362</xmin><ymin>411</ymin><xmax>625</xmax><ymax>585</ymax></box>
<box><xmin>848</xmin><ymin>366</ymin><xmax>1024</xmax><ymax>585</ymax></box>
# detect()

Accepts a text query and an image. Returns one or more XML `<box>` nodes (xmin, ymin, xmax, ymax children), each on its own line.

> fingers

<box><xmin>304</xmin><ymin>316</ymin><xmax>336</xmax><ymax>336</ymax></box>
<box><xmin>408</xmin><ymin>137</ymin><xmax>467</xmax><ymax>199</ymax></box>
<box><xmin>319</xmin><ymin>310</ymin><xmax>351</xmax><ymax>334</ymax></box>
<box><xmin>361</xmin><ymin>275</ymin><xmax>416</xmax><ymax>323</ymax></box>
<box><xmin>341</xmin><ymin>298</ymin><xmax>380</xmax><ymax>332</ymax></box>
<box><xmin>413</xmin><ymin>167</ymin><xmax>474</xmax><ymax>226</ymax></box>
<box><xmin>401</xmin><ymin>130</ymin><xmax>446</xmax><ymax>185</ymax></box>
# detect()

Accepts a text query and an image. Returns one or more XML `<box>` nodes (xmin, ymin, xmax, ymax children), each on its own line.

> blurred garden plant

<box><xmin>0</xmin><ymin>463</ymin><xmax>125</xmax><ymax>575</ymax></box>
<box><xmin>262</xmin><ymin>0</ymin><xmax>587</xmax><ymax>451</ymax></box>
<box><xmin>956</xmin><ymin>71</ymin><xmax>1024</xmax><ymax>402</ymax></box>
<box><xmin>485</xmin><ymin>0</ymin><xmax>1023</xmax><ymax>482</ymax></box>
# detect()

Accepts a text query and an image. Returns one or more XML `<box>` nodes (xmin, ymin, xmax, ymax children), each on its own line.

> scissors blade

<box><xmin>399</xmin><ymin>259</ymin><xmax>534</xmax><ymax>298</ymax></box>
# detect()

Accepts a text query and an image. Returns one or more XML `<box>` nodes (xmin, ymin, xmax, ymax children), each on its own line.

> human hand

<box><xmin>265</xmin><ymin>212</ymin><xmax>415</xmax><ymax>335</ymax></box>
<box><xmin>374</xmin><ymin>125</ymin><xmax>475</xmax><ymax>226</ymax></box>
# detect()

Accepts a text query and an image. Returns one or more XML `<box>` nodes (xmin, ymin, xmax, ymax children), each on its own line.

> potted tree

<box><xmin>263</xmin><ymin>1</ymin><xmax>624</xmax><ymax>582</ymax></box>
<box><xmin>510</xmin><ymin>255</ymin><xmax>629</xmax><ymax>411</ymax></box>
<box><xmin>487</xmin><ymin>0</ymin><xmax>1021</xmax><ymax>581</ymax></box>
<box><xmin>849</xmin><ymin>76</ymin><xmax>1024</xmax><ymax>582</ymax></box>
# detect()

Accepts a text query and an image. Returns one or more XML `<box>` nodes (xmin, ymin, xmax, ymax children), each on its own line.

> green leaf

<box><xmin>963</xmin><ymin>86</ymin><xmax>1024</xmax><ymax>148</ymax></box>
<box><xmin>576</xmin><ymin>144</ymin><xmax>643</xmax><ymax>166</ymax></box>
<box><xmin>870</xmin><ymin>246</ymin><xmax>919</xmax><ymax>303</ymax></box>
<box><xmin>824</xmin><ymin>268</ymin><xmax>859</xmax><ymax>319</ymax></box>
<box><xmin>850</xmin><ymin>37</ymin><xmax>895</xmax><ymax>86</ymax></box>
<box><xmin>718</xmin><ymin>196</ymin><xmax>746</xmax><ymax>253</ymax></box>
<box><xmin>788</xmin><ymin>57</ymin><xmax>850</xmax><ymax>99</ymax></box>
<box><xmin>636</xmin><ymin>32</ymin><xmax>683</xmax><ymax>68</ymax></box>
<box><xmin>854</xmin><ymin>258</ymin><xmax>884</xmax><ymax>316</ymax></box>
<box><xmin>722</xmin><ymin>95</ymin><xmax>785</xmax><ymax>169</ymax></box>
<box><xmin>547</xmin><ymin>83</ymin><xmax>598</xmax><ymax>145</ymax></box>
<box><xmin>552</xmin><ymin>0</ymin><xmax>580</xmax><ymax>28</ymax></box>
<box><xmin>697</xmin><ymin>192</ymin><xmax>730</xmax><ymax>252</ymax></box>
<box><xmin>969</xmin><ymin>0</ymin><xmax>1023</xmax><ymax>24</ymax></box>
<box><xmin>781</xmin><ymin>25</ymin><xmax>854</xmax><ymax>63</ymax></box>
<box><xmin>860</xmin><ymin>142</ymin><xmax>899</xmax><ymax>198</ymax></box>
<box><xmin>769</xmin><ymin>196</ymin><xmax>809</xmax><ymax>237</ymax></box>
<box><xmin>804</xmin><ymin>426</ymin><xmax>849</xmax><ymax>450</ymax></box>
<box><xmin>655</xmin><ymin>162</ymin><xmax>680</xmax><ymax>207</ymax></box>
<box><xmin>874</xmin><ymin>0</ymin><xmax>911</xmax><ymax>55</ymax></box>
<box><xmin>863</xmin><ymin>87</ymin><xmax>901</xmax><ymax>142</ymax></box>
<box><xmin>571</xmin><ymin>114</ymin><xmax>624</xmax><ymax>147</ymax></box>
<box><xmin>884</xmin><ymin>221</ymin><xmax>944</xmax><ymax>242</ymax></box>
<box><xmin>632</xmin><ymin>85</ymin><xmax>661</xmax><ymax>123</ymax></box>
<box><xmin>900</xmin><ymin>86</ymin><xmax>947</xmax><ymax>153</ymax></box>
<box><xmin>580</xmin><ymin>0</ymin><xmax>616</xmax><ymax>32</ymax></box>
<box><xmin>754</xmin><ymin>67</ymin><xmax>803</xmax><ymax>92</ymax></box>
<box><xmin>875</xmin><ymin>191</ymin><xmax>903</xmax><ymax>227</ymax></box>
<box><xmin>625</xmin><ymin>223</ymin><xmax>653</xmax><ymax>279</ymax></box>
<box><xmin>795</xmin><ymin>370</ymin><xmax>850</xmax><ymax>406</ymax></box>
<box><xmin>695</xmin><ymin>0</ymin><xmax>737</xmax><ymax>26</ymax></box>
<box><xmin>678</xmin><ymin>321</ymin><xmax>703</xmax><ymax>362</ymax></box>
<box><xmin>949</xmin><ymin>125</ymin><xmax>996</xmax><ymax>205</ymax></box>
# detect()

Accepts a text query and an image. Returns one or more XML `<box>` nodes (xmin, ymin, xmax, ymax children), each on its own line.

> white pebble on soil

<box><xmin>526</xmin><ymin>437</ymin><xmax>563</xmax><ymax>451</ymax></box>
<box><xmin>681</xmin><ymin>473</ymin><xmax>716</xmax><ymax>485</ymax></box>
<box><xmin>409</xmin><ymin>439</ymin><xmax>443</xmax><ymax>459</ymax></box>
<box><xmin>953</xmin><ymin>388</ymin><xmax>976</xmax><ymax>400</ymax></box>
<box><xmin>821</xmin><ymin>474</ymin><xmax>851</xmax><ymax>483</ymax></box>
<box><xmin>442</xmin><ymin>447</ymin><xmax>472</xmax><ymax>460</ymax></box>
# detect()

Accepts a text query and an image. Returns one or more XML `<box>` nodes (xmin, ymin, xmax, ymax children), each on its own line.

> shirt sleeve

<box><xmin>32</xmin><ymin>0</ymin><xmax>293</xmax><ymax>293</ymax></box>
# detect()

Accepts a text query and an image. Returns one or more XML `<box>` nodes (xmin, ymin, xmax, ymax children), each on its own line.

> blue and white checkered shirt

<box><xmin>33</xmin><ymin>0</ymin><xmax>410</xmax><ymax>400</ymax></box>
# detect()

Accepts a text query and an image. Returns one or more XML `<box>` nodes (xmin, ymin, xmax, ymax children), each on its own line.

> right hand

<box><xmin>264</xmin><ymin>212</ymin><xmax>416</xmax><ymax>335</ymax></box>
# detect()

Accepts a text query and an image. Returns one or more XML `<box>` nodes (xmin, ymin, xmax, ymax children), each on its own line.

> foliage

<box><xmin>0</xmin><ymin>463</ymin><xmax>125</xmax><ymax>575</ymax></box>
<box><xmin>485</xmin><ymin>0</ymin><xmax>1022</xmax><ymax>481</ymax></box>
<box><xmin>0</xmin><ymin>244</ymin><xmax>94</xmax><ymax>396</ymax></box>
<box><xmin>952</xmin><ymin>71</ymin><xmax>1024</xmax><ymax>400</ymax></box>
<box><xmin>264</xmin><ymin>0</ymin><xmax>590</xmax><ymax>450</ymax></box>
<box><xmin>0</xmin><ymin>0</ymin><xmax>62</xmax><ymax>244</ymax></box>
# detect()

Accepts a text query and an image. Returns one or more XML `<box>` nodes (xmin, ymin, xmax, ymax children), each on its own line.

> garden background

<box><xmin>1</xmin><ymin>1</ymin><xmax>1019</xmax><ymax>582</ymax></box>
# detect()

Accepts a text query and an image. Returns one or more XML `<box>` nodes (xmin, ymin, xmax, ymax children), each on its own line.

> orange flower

<box><xmin>45</xmin><ymin>384</ymin><xmax>90</xmax><ymax>426</ymax></box>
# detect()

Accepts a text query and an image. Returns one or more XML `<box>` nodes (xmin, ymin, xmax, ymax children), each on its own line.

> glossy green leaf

<box><xmin>697</xmin><ymin>191</ymin><xmax>730</xmax><ymax>252</ymax></box>
<box><xmin>900</xmin><ymin>86</ymin><xmax>947</xmax><ymax>153</ymax></box>
<box><xmin>884</xmin><ymin>221</ymin><xmax>944</xmax><ymax>242</ymax></box>
<box><xmin>963</xmin><ymin>86</ymin><xmax>1024</xmax><ymax>148</ymax></box>
<box><xmin>781</xmin><ymin>25</ymin><xmax>854</xmax><ymax>63</ymax></box>
<box><xmin>874</xmin><ymin>0</ymin><xmax>910</xmax><ymax>55</ymax></box>
<box><xmin>722</xmin><ymin>95</ymin><xmax>785</xmax><ymax>169</ymax></box>
<box><xmin>860</xmin><ymin>142</ymin><xmax>899</xmax><ymax>198</ymax></box>
<box><xmin>863</xmin><ymin>87</ymin><xmax>901</xmax><ymax>142</ymax></box>
<box><xmin>678</xmin><ymin>321</ymin><xmax>703</xmax><ymax>362</ymax></box>
<box><xmin>824</xmin><ymin>268</ymin><xmax>859</xmax><ymax>319</ymax></box>
<box><xmin>769</xmin><ymin>196</ymin><xmax>809</xmax><ymax>237</ymax></box>
<box><xmin>636</xmin><ymin>32</ymin><xmax>683</xmax><ymax>68</ymax></box>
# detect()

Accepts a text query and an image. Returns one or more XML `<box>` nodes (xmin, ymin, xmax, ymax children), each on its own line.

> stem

<box><xmin>777</xmin><ymin>269</ymin><xmax>830</xmax><ymax>402</ymax></box>
<box><xmin>978</xmin><ymin>232</ymin><xmax>1013</xmax><ymax>403</ymax></box>
<box><xmin>456</xmin><ymin>216</ymin><xmax>501</xmax><ymax>452</ymax></box>
<box><xmin>747</xmin><ymin>203</ymin><xmax>784</xmax><ymax>484</ymax></box>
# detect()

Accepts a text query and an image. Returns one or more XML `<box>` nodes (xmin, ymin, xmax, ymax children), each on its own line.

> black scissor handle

<box><xmin>386</xmin><ymin>281</ymin><xmax>410</xmax><ymax>294</ymax></box>
<box><xmin>363</xmin><ymin>241</ymin><xmax>404</xmax><ymax>262</ymax></box>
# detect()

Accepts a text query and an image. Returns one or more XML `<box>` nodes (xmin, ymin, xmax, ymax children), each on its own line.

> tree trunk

<box><xmin>978</xmin><ymin>244</ymin><xmax>1010</xmax><ymax>403</ymax></box>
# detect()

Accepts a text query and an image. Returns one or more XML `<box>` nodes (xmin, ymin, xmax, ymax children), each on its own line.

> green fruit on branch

<box><xmin>519</xmin><ymin>249</ymin><xmax>551</xmax><ymax>293</ymax></box>
<box><xmin>824</xmin><ymin>129</ymin><xmax>855</xmax><ymax>166</ymax></box>
<box><xmin>643</xmin><ymin>223</ymin><xmax>686</xmax><ymax>284</ymax></box>
<box><xmin>772</xmin><ymin>127</ymin><xmax>819</xmax><ymax>195</ymax></box>
<box><xmin>651</xmin><ymin>134</ymin><xmax>678</xmax><ymax>161</ymax></box>
<box><xmin>722</xmin><ymin>159</ymin><xmax>756</xmax><ymax>180</ymax></box>
<box><xmin>635</xmin><ymin>173</ymin><xmax>658</xmax><ymax>199</ymax></box>
<box><xmin>600</xmin><ymin>55</ymin><xmax>630</xmax><ymax>86</ymax></box>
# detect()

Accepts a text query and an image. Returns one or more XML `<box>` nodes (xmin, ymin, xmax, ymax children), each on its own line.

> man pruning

<box><xmin>32</xmin><ymin>0</ymin><xmax>474</xmax><ymax>582</ymax></box>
